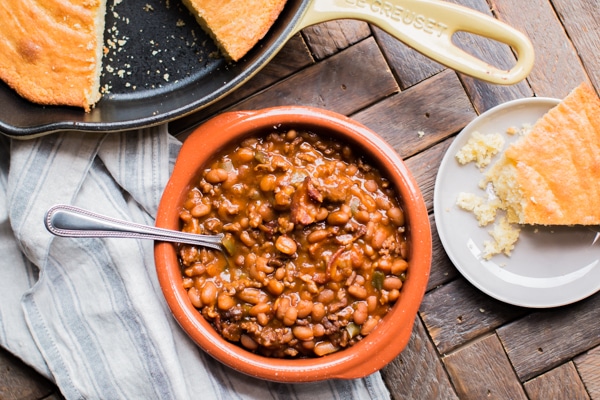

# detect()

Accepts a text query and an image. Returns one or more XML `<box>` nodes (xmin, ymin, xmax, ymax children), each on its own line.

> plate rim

<box><xmin>433</xmin><ymin>96</ymin><xmax>600</xmax><ymax>308</ymax></box>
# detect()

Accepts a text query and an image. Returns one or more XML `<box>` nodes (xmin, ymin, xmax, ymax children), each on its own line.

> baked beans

<box><xmin>178</xmin><ymin>130</ymin><xmax>408</xmax><ymax>358</ymax></box>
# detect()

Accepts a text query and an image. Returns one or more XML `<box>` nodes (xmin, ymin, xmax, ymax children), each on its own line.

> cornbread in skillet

<box><xmin>485</xmin><ymin>83</ymin><xmax>600</xmax><ymax>225</ymax></box>
<box><xmin>180</xmin><ymin>0</ymin><xmax>287</xmax><ymax>61</ymax></box>
<box><xmin>0</xmin><ymin>0</ymin><xmax>107</xmax><ymax>111</ymax></box>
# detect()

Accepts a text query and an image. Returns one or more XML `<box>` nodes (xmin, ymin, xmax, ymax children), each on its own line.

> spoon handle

<box><xmin>44</xmin><ymin>204</ymin><xmax>224</xmax><ymax>251</ymax></box>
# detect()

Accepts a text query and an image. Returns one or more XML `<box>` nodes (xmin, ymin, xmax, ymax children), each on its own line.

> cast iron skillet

<box><xmin>0</xmin><ymin>0</ymin><xmax>534</xmax><ymax>139</ymax></box>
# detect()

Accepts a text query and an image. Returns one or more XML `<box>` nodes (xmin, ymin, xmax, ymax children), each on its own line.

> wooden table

<box><xmin>2</xmin><ymin>0</ymin><xmax>600</xmax><ymax>399</ymax></box>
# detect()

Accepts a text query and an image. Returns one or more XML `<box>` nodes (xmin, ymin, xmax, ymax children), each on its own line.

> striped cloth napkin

<box><xmin>0</xmin><ymin>126</ymin><xmax>390</xmax><ymax>400</ymax></box>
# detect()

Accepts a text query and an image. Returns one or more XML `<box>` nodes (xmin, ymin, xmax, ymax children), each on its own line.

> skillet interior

<box><xmin>0</xmin><ymin>0</ymin><xmax>307</xmax><ymax>138</ymax></box>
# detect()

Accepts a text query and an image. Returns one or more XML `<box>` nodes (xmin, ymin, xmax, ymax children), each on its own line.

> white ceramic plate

<box><xmin>434</xmin><ymin>97</ymin><xmax>600</xmax><ymax>308</ymax></box>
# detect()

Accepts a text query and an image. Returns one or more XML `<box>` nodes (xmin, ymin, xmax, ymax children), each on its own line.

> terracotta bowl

<box><xmin>154</xmin><ymin>106</ymin><xmax>432</xmax><ymax>382</ymax></box>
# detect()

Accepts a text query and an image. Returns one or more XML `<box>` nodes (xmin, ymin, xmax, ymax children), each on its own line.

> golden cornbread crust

<box><xmin>485</xmin><ymin>83</ymin><xmax>600</xmax><ymax>225</ymax></box>
<box><xmin>0</xmin><ymin>0</ymin><xmax>106</xmax><ymax>112</ymax></box>
<box><xmin>181</xmin><ymin>0</ymin><xmax>287</xmax><ymax>62</ymax></box>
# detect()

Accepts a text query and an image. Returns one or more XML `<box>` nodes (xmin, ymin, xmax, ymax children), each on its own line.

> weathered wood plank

<box><xmin>420</xmin><ymin>278</ymin><xmax>529</xmax><ymax>354</ymax></box>
<box><xmin>524</xmin><ymin>362</ymin><xmax>590</xmax><ymax>400</ymax></box>
<box><xmin>301</xmin><ymin>20</ymin><xmax>371</xmax><ymax>60</ymax></box>
<box><xmin>223</xmin><ymin>37</ymin><xmax>398</xmax><ymax>115</ymax></box>
<box><xmin>352</xmin><ymin>69</ymin><xmax>477</xmax><ymax>160</ymax></box>
<box><xmin>0</xmin><ymin>347</ymin><xmax>55</xmax><ymax>400</ymax></box>
<box><xmin>382</xmin><ymin>316</ymin><xmax>459</xmax><ymax>400</ymax></box>
<box><xmin>497</xmin><ymin>292</ymin><xmax>600</xmax><ymax>382</ymax></box>
<box><xmin>428</xmin><ymin>213</ymin><xmax>460</xmax><ymax>291</ymax></box>
<box><xmin>404</xmin><ymin>135</ymin><xmax>451</xmax><ymax>213</ymax></box>
<box><xmin>490</xmin><ymin>0</ymin><xmax>589</xmax><ymax>98</ymax></box>
<box><xmin>551</xmin><ymin>0</ymin><xmax>600</xmax><ymax>91</ymax></box>
<box><xmin>443</xmin><ymin>334</ymin><xmax>528</xmax><ymax>399</ymax></box>
<box><xmin>574</xmin><ymin>345</ymin><xmax>600</xmax><ymax>399</ymax></box>
<box><xmin>446</xmin><ymin>0</ymin><xmax>532</xmax><ymax>113</ymax></box>
<box><xmin>372</xmin><ymin>26</ymin><xmax>445</xmax><ymax>89</ymax></box>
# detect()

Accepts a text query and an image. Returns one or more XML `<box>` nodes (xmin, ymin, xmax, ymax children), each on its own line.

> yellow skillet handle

<box><xmin>294</xmin><ymin>0</ymin><xmax>534</xmax><ymax>85</ymax></box>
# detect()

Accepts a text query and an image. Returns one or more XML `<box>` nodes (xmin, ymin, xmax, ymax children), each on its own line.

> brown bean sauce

<box><xmin>178</xmin><ymin>130</ymin><xmax>408</xmax><ymax>358</ymax></box>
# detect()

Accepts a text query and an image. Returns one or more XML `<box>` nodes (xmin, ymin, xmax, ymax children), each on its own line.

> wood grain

<box><xmin>427</xmin><ymin>214</ymin><xmax>460</xmax><ymax>291</ymax></box>
<box><xmin>382</xmin><ymin>316</ymin><xmax>458</xmax><ymax>400</ymax></box>
<box><xmin>227</xmin><ymin>37</ymin><xmax>398</xmax><ymax>115</ymax></box>
<box><xmin>524</xmin><ymin>362</ymin><xmax>590</xmax><ymax>400</ymax></box>
<box><xmin>574</xmin><ymin>345</ymin><xmax>600</xmax><ymax>399</ymax></box>
<box><xmin>0</xmin><ymin>347</ymin><xmax>55</xmax><ymax>400</ymax></box>
<box><xmin>420</xmin><ymin>279</ymin><xmax>528</xmax><ymax>354</ymax></box>
<box><xmin>497</xmin><ymin>292</ymin><xmax>600</xmax><ymax>381</ymax></box>
<box><xmin>443</xmin><ymin>334</ymin><xmax>528</xmax><ymax>399</ymax></box>
<box><xmin>551</xmin><ymin>0</ymin><xmax>600</xmax><ymax>91</ymax></box>
<box><xmin>301</xmin><ymin>19</ymin><xmax>371</xmax><ymax>60</ymax></box>
<box><xmin>491</xmin><ymin>0</ymin><xmax>590</xmax><ymax>98</ymax></box>
<box><xmin>352</xmin><ymin>69</ymin><xmax>476</xmax><ymax>161</ymax></box>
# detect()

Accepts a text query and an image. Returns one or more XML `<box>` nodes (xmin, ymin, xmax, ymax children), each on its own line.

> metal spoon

<box><xmin>44</xmin><ymin>204</ymin><xmax>224</xmax><ymax>251</ymax></box>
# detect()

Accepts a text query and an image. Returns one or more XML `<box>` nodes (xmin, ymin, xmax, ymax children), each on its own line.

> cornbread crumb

<box><xmin>483</xmin><ymin>216</ymin><xmax>520</xmax><ymax>259</ymax></box>
<box><xmin>456</xmin><ymin>192</ymin><xmax>502</xmax><ymax>226</ymax></box>
<box><xmin>455</xmin><ymin>131</ymin><xmax>505</xmax><ymax>169</ymax></box>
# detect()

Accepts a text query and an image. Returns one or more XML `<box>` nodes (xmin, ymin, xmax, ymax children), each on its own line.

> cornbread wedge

<box><xmin>181</xmin><ymin>0</ymin><xmax>287</xmax><ymax>61</ymax></box>
<box><xmin>485</xmin><ymin>83</ymin><xmax>600</xmax><ymax>225</ymax></box>
<box><xmin>0</xmin><ymin>0</ymin><xmax>107</xmax><ymax>111</ymax></box>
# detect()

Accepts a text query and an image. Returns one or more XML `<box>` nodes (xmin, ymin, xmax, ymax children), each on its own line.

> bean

<box><xmin>314</xmin><ymin>341</ymin><xmax>339</xmax><ymax>356</ymax></box>
<box><xmin>296</xmin><ymin>300</ymin><xmax>313</xmax><ymax>318</ymax></box>
<box><xmin>217</xmin><ymin>293</ymin><xmax>236</xmax><ymax>310</ymax></box>
<box><xmin>312</xmin><ymin>323</ymin><xmax>325</xmax><ymax>337</ymax></box>
<box><xmin>311</xmin><ymin>302</ymin><xmax>326</xmax><ymax>322</ymax></box>
<box><xmin>376</xmin><ymin>196</ymin><xmax>391</xmax><ymax>210</ymax></box>
<box><xmin>187</xmin><ymin>287</ymin><xmax>202</xmax><ymax>308</ymax></box>
<box><xmin>348</xmin><ymin>284</ymin><xmax>367</xmax><ymax>299</ymax></box>
<box><xmin>371</xmin><ymin>228</ymin><xmax>388</xmax><ymax>249</ymax></box>
<box><xmin>391</xmin><ymin>258</ymin><xmax>408</xmax><ymax>275</ymax></box>
<box><xmin>283</xmin><ymin>306</ymin><xmax>298</xmax><ymax>326</ymax></box>
<box><xmin>276</xmin><ymin>297</ymin><xmax>291</xmax><ymax>320</ymax></box>
<box><xmin>184</xmin><ymin>263</ymin><xmax>206</xmax><ymax>277</ymax></box>
<box><xmin>345</xmin><ymin>164</ymin><xmax>358</xmax><ymax>176</ymax></box>
<box><xmin>286</xmin><ymin>129</ymin><xmax>298</xmax><ymax>140</ymax></box>
<box><xmin>260</xmin><ymin>174</ymin><xmax>277</xmax><ymax>192</ymax></box>
<box><xmin>238</xmin><ymin>288</ymin><xmax>266</xmax><ymax>305</ymax></box>
<box><xmin>250</xmin><ymin>302</ymin><xmax>271</xmax><ymax>316</ymax></box>
<box><xmin>353</xmin><ymin>302</ymin><xmax>368</xmax><ymax>325</ymax></box>
<box><xmin>388</xmin><ymin>289</ymin><xmax>400</xmax><ymax>302</ymax></box>
<box><xmin>182</xmin><ymin>277</ymin><xmax>194</xmax><ymax>289</ymax></box>
<box><xmin>302</xmin><ymin>340</ymin><xmax>316</xmax><ymax>350</ymax></box>
<box><xmin>366</xmin><ymin>295</ymin><xmax>378</xmax><ymax>313</ymax></box>
<box><xmin>316</xmin><ymin>207</ymin><xmax>329</xmax><ymax>221</ymax></box>
<box><xmin>360</xmin><ymin>316</ymin><xmax>380</xmax><ymax>336</ymax></box>
<box><xmin>257</xmin><ymin>313</ymin><xmax>270</xmax><ymax>326</ymax></box>
<box><xmin>191</xmin><ymin>203</ymin><xmax>211</xmax><ymax>218</ymax></box>
<box><xmin>387</xmin><ymin>207</ymin><xmax>405</xmax><ymax>226</ymax></box>
<box><xmin>383</xmin><ymin>276</ymin><xmax>403</xmax><ymax>291</ymax></box>
<box><xmin>199</xmin><ymin>281</ymin><xmax>217</xmax><ymax>304</ymax></box>
<box><xmin>354</xmin><ymin>210</ymin><xmax>370</xmax><ymax>224</ymax></box>
<box><xmin>377</xmin><ymin>257</ymin><xmax>392</xmax><ymax>273</ymax></box>
<box><xmin>327</xmin><ymin>210</ymin><xmax>351</xmax><ymax>225</ymax></box>
<box><xmin>292</xmin><ymin>326</ymin><xmax>314</xmax><ymax>341</ymax></box>
<box><xmin>307</xmin><ymin>229</ymin><xmax>329</xmax><ymax>243</ymax></box>
<box><xmin>317</xmin><ymin>289</ymin><xmax>335</xmax><ymax>304</ymax></box>
<box><xmin>364</xmin><ymin>179</ymin><xmax>378</xmax><ymax>193</ymax></box>
<box><xmin>276</xmin><ymin>235</ymin><xmax>297</xmax><ymax>255</ymax></box>
<box><xmin>240</xmin><ymin>334</ymin><xmax>259</xmax><ymax>350</ymax></box>
<box><xmin>274</xmin><ymin>267</ymin><xmax>286</xmax><ymax>280</ymax></box>
<box><xmin>205</xmin><ymin>168</ymin><xmax>229</xmax><ymax>184</ymax></box>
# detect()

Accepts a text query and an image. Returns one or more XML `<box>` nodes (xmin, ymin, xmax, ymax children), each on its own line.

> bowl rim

<box><xmin>154</xmin><ymin>106</ymin><xmax>432</xmax><ymax>382</ymax></box>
